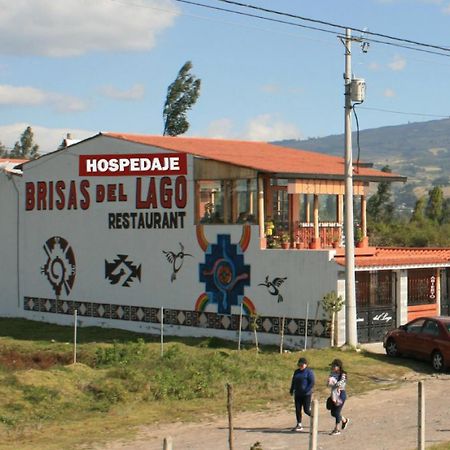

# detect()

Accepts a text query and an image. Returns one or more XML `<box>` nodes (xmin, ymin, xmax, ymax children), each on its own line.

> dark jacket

<box><xmin>290</xmin><ymin>367</ymin><xmax>315</xmax><ymax>396</ymax></box>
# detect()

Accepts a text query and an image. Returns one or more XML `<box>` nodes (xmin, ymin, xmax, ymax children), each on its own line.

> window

<box><xmin>197</xmin><ymin>179</ymin><xmax>257</xmax><ymax>225</ymax></box>
<box><xmin>422</xmin><ymin>320</ymin><xmax>439</xmax><ymax>336</ymax></box>
<box><xmin>406</xmin><ymin>319</ymin><xmax>425</xmax><ymax>334</ymax></box>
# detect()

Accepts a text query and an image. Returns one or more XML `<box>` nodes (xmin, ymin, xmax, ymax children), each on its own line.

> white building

<box><xmin>1</xmin><ymin>133</ymin><xmax>448</xmax><ymax>347</ymax></box>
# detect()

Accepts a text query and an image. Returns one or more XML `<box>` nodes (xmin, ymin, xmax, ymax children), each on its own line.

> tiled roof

<box><xmin>103</xmin><ymin>133</ymin><xmax>405</xmax><ymax>182</ymax></box>
<box><xmin>334</xmin><ymin>247</ymin><xmax>450</xmax><ymax>269</ymax></box>
<box><xmin>0</xmin><ymin>158</ymin><xmax>28</xmax><ymax>174</ymax></box>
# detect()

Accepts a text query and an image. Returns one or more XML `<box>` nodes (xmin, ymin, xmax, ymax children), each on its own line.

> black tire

<box><xmin>431</xmin><ymin>350</ymin><xmax>444</xmax><ymax>372</ymax></box>
<box><xmin>385</xmin><ymin>338</ymin><xmax>399</xmax><ymax>357</ymax></box>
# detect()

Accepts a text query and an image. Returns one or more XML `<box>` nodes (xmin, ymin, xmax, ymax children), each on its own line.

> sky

<box><xmin>1</xmin><ymin>0</ymin><xmax>450</xmax><ymax>153</ymax></box>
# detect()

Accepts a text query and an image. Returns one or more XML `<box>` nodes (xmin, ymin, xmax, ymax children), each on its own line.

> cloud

<box><xmin>388</xmin><ymin>55</ymin><xmax>407</xmax><ymax>71</ymax></box>
<box><xmin>206</xmin><ymin>118</ymin><xmax>235</xmax><ymax>139</ymax></box>
<box><xmin>206</xmin><ymin>114</ymin><xmax>302</xmax><ymax>142</ymax></box>
<box><xmin>261</xmin><ymin>84</ymin><xmax>281</xmax><ymax>94</ymax></box>
<box><xmin>0</xmin><ymin>123</ymin><xmax>96</xmax><ymax>153</ymax></box>
<box><xmin>0</xmin><ymin>84</ymin><xmax>88</xmax><ymax>112</ymax></box>
<box><xmin>99</xmin><ymin>84</ymin><xmax>146</xmax><ymax>101</ymax></box>
<box><xmin>368</xmin><ymin>62</ymin><xmax>381</xmax><ymax>71</ymax></box>
<box><xmin>0</xmin><ymin>0</ymin><xmax>179</xmax><ymax>57</ymax></box>
<box><xmin>443</xmin><ymin>3</ymin><xmax>450</xmax><ymax>13</ymax></box>
<box><xmin>383</xmin><ymin>88</ymin><xmax>396</xmax><ymax>98</ymax></box>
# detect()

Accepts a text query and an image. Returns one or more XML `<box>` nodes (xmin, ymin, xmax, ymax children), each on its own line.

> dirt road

<box><xmin>95</xmin><ymin>373</ymin><xmax>450</xmax><ymax>450</ymax></box>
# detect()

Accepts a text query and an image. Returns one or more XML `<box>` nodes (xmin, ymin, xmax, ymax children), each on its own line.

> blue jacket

<box><xmin>290</xmin><ymin>367</ymin><xmax>315</xmax><ymax>396</ymax></box>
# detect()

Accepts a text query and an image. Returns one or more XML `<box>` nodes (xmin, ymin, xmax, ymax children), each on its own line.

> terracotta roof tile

<box><xmin>335</xmin><ymin>247</ymin><xmax>450</xmax><ymax>268</ymax></box>
<box><xmin>103</xmin><ymin>133</ymin><xmax>404</xmax><ymax>182</ymax></box>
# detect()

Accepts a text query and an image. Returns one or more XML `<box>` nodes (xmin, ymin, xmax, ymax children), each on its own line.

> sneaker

<box><xmin>330</xmin><ymin>429</ymin><xmax>341</xmax><ymax>435</ymax></box>
<box><xmin>342</xmin><ymin>418</ymin><xmax>350</xmax><ymax>430</ymax></box>
<box><xmin>292</xmin><ymin>424</ymin><xmax>303</xmax><ymax>432</ymax></box>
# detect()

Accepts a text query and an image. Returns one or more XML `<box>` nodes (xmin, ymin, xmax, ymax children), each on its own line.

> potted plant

<box><xmin>294</xmin><ymin>234</ymin><xmax>303</xmax><ymax>249</ymax></box>
<box><xmin>280</xmin><ymin>232</ymin><xmax>290</xmax><ymax>249</ymax></box>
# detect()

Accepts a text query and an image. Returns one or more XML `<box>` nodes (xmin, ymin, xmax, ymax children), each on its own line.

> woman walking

<box><xmin>289</xmin><ymin>357</ymin><xmax>315</xmax><ymax>432</ymax></box>
<box><xmin>327</xmin><ymin>358</ymin><xmax>350</xmax><ymax>435</ymax></box>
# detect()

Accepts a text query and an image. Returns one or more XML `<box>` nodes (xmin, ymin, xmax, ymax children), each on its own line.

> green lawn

<box><xmin>0</xmin><ymin>318</ymin><xmax>434</xmax><ymax>450</ymax></box>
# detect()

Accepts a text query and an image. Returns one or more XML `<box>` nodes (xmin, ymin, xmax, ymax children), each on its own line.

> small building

<box><xmin>0</xmin><ymin>133</ymin><xmax>448</xmax><ymax>346</ymax></box>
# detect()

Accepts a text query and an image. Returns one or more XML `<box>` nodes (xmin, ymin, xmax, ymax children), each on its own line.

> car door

<box><xmin>415</xmin><ymin>319</ymin><xmax>440</xmax><ymax>361</ymax></box>
<box><xmin>400</xmin><ymin>318</ymin><xmax>426</xmax><ymax>356</ymax></box>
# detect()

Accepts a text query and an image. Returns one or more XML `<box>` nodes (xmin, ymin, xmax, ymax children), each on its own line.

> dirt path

<box><xmin>94</xmin><ymin>373</ymin><xmax>450</xmax><ymax>450</ymax></box>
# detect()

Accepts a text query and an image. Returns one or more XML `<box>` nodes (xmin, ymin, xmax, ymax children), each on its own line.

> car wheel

<box><xmin>431</xmin><ymin>351</ymin><xmax>444</xmax><ymax>372</ymax></box>
<box><xmin>386</xmin><ymin>338</ymin><xmax>399</xmax><ymax>357</ymax></box>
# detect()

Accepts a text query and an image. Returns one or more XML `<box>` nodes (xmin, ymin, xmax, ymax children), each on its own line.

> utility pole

<box><xmin>343</xmin><ymin>28</ymin><xmax>358</xmax><ymax>347</ymax></box>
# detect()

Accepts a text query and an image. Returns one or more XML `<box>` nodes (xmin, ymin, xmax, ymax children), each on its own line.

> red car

<box><xmin>383</xmin><ymin>316</ymin><xmax>450</xmax><ymax>371</ymax></box>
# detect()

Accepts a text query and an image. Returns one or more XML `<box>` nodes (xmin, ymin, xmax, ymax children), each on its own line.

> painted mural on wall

<box><xmin>41</xmin><ymin>236</ymin><xmax>76</xmax><ymax>297</ymax></box>
<box><xmin>195</xmin><ymin>225</ymin><xmax>254</xmax><ymax>315</ymax></box>
<box><xmin>258</xmin><ymin>276</ymin><xmax>287</xmax><ymax>303</ymax></box>
<box><xmin>105</xmin><ymin>255</ymin><xmax>141</xmax><ymax>287</ymax></box>
<box><xmin>162</xmin><ymin>242</ymin><xmax>193</xmax><ymax>282</ymax></box>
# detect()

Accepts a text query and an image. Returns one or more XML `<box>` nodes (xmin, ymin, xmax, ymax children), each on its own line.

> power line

<box><xmin>359</xmin><ymin>106</ymin><xmax>450</xmax><ymax>119</ymax></box>
<box><xmin>174</xmin><ymin>0</ymin><xmax>450</xmax><ymax>58</ymax></box>
<box><xmin>215</xmin><ymin>0</ymin><xmax>450</xmax><ymax>54</ymax></box>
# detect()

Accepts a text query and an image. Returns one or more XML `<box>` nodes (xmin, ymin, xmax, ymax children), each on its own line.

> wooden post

<box><xmin>418</xmin><ymin>381</ymin><xmax>425</xmax><ymax>450</ymax></box>
<box><xmin>73</xmin><ymin>309</ymin><xmax>78</xmax><ymax>364</ymax></box>
<box><xmin>238</xmin><ymin>303</ymin><xmax>243</xmax><ymax>351</ymax></box>
<box><xmin>160</xmin><ymin>306</ymin><xmax>164</xmax><ymax>357</ymax></box>
<box><xmin>309</xmin><ymin>398</ymin><xmax>319</xmax><ymax>450</ymax></box>
<box><xmin>163</xmin><ymin>436</ymin><xmax>173</xmax><ymax>450</ymax></box>
<box><xmin>279</xmin><ymin>316</ymin><xmax>285</xmax><ymax>354</ymax></box>
<box><xmin>227</xmin><ymin>383</ymin><xmax>234</xmax><ymax>450</ymax></box>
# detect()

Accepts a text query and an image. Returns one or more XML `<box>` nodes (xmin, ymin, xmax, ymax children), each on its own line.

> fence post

<box><xmin>163</xmin><ymin>436</ymin><xmax>173</xmax><ymax>450</ymax></box>
<box><xmin>279</xmin><ymin>316</ymin><xmax>285</xmax><ymax>354</ymax></box>
<box><xmin>418</xmin><ymin>381</ymin><xmax>425</xmax><ymax>450</ymax></box>
<box><xmin>73</xmin><ymin>309</ymin><xmax>78</xmax><ymax>364</ymax></box>
<box><xmin>160</xmin><ymin>306</ymin><xmax>164</xmax><ymax>357</ymax></box>
<box><xmin>227</xmin><ymin>383</ymin><xmax>234</xmax><ymax>450</ymax></box>
<box><xmin>309</xmin><ymin>398</ymin><xmax>319</xmax><ymax>450</ymax></box>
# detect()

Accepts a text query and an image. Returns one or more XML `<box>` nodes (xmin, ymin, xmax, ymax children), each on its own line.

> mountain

<box><xmin>275</xmin><ymin>118</ymin><xmax>450</xmax><ymax>211</ymax></box>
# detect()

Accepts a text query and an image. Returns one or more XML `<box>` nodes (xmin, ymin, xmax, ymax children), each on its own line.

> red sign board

<box><xmin>79</xmin><ymin>153</ymin><xmax>187</xmax><ymax>176</ymax></box>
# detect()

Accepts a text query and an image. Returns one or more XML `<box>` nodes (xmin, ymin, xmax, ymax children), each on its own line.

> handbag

<box><xmin>326</xmin><ymin>396</ymin><xmax>334</xmax><ymax>410</ymax></box>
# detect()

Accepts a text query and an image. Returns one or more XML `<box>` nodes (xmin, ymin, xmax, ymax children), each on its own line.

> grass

<box><xmin>0</xmin><ymin>318</ymin><xmax>438</xmax><ymax>449</ymax></box>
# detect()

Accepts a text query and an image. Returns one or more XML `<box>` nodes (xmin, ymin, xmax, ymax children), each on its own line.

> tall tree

<box><xmin>0</xmin><ymin>141</ymin><xmax>7</xmax><ymax>157</ymax></box>
<box><xmin>10</xmin><ymin>126</ymin><xmax>39</xmax><ymax>159</ymax></box>
<box><xmin>367</xmin><ymin>165</ymin><xmax>394</xmax><ymax>222</ymax></box>
<box><xmin>163</xmin><ymin>61</ymin><xmax>201</xmax><ymax>136</ymax></box>
<box><xmin>410</xmin><ymin>196</ymin><xmax>427</xmax><ymax>223</ymax></box>
<box><xmin>426</xmin><ymin>186</ymin><xmax>444</xmax><ymax>223</ymax></box>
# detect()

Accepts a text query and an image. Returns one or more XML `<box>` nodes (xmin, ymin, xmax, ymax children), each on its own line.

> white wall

<box><xmin>0</xmin><ymin>171</ymin><xmax>20</xmax><ymax>317</ymax></box>
<box><xmin>4</xmin><ymin>135</ymin><xmax>341</xmax><ymax>347</ymax></box>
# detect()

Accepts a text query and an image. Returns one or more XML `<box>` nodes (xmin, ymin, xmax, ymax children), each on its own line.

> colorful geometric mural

<box><xmin>198</xmin><ymin>232</ymin><xmax>251</xmax><ymax>315</ymax></box>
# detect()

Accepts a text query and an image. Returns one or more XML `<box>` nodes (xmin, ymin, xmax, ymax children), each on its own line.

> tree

<box><xmin>9</xmin><ymin>126</ymin><xmax>39</xmax><ymax>159</ymax></box>
<box><xmin>367</xmin><ymin>165</ymin><xmax>394</xmax><ymax>223</ymax></box>
<box><xmin>426</xmin><ymin>186</ymin><xmax>444</xmax><ymax>223</ymax></box>
<box><xmin>0</xmin><ymin>141</ymin><xmax>7</xmax><ymax>157</ymax></box>
<box><xmin>163</xmin><ymin>61</ymin><xmax>201</xmax><ymax>136</ymax></box>
<box><xmin>321</xmin><ymin>291</ymin><xmax>344</xmax><ymax>347</ymax></box>
<box><xmin>410</xmin><ymin>196</ymin><xmax>427</xmax><ymax>224</ymax></box>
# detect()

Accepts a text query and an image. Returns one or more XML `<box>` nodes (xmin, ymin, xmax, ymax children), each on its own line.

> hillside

<box><xmin>275</xmin><ymin>118</ymin><xmax>450</xmax><ymax>210</ymax></box>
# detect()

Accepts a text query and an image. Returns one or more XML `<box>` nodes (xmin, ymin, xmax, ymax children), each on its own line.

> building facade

<box><xmin>1</xmin><ymin>133</ymin><xmax>449</xmax><ymax>346</ymax></box>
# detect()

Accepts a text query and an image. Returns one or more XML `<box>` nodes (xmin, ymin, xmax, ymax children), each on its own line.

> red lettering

<box><xmin>80</xmin><ymin>180</ymin><xmax>90</xmax><ymax>210</ymax></box>
<box><xmin>48</xmin><ymin>181</ymin><xmax>54</xmax><ymax>210</ymax></box>
<box><xmin>136</xmin><ymin>177</ymin><xmax>158</xmax><ymax>209</ymax></box>
<box><xmin>160</xmin><ymin>177</ymin><xmax>172</xmax><ymax>208</ymax></box>
<box><xmin>37</xmin><ymin>181</ymin><xmax>47</xmax><ymax>210</ymax></box>
<box><xmin>25</xmin><ymin>182</ymin><xmax>35</xmax><ymax>211</ymax></box>
<box><xmin>96</xmin><ymin>184</ymin><xmax>105</xmax><ymax>203</ymax></box>
<box><xmin>118</xmin><ymin>183</ymin><xmax>127</xmax><ymax>201</ymax></box>
<box><xmin>175</xmin><ymin>176</ymin><xmax>187</xmax><ymax>208</ymax></box>
<box><xmin>107</xmin><ymin>184</ymin><xmax>117</xmax><ymax>202</ymax></box>
<box><xmin>67</xmin><ymin>181</ymin><xmax>77</xmax><ymax>210</ymax></box>
<box><xmin>56</xmin><ymin>181</ymin><xmax>65</xmax><ymax>210</ymax></box>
